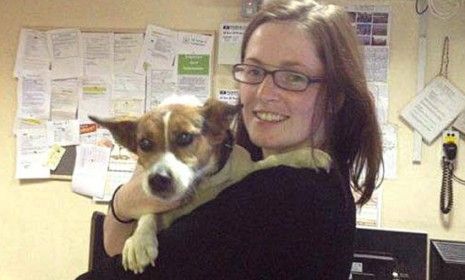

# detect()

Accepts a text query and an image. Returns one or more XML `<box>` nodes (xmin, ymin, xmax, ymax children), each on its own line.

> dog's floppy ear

<box><xmin>88</xmin><ymin>115</ymin><xmax>139</xmax><ymax>153</ymax></box>
<box><xmin>201</xmin><ymin>98</ymin><xmax>241</xmax><ymax>144</ymax></box>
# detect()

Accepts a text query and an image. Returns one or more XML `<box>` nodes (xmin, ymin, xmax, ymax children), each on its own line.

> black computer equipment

<box><xmin>430</xmin><ymin>239</ymin><xmax>465</xmax><ymax>280</ymax></box>
<box><xmin>351</xmin><ymin>227</ymin><xmax>427</xmax><ymax>280</ymax></box>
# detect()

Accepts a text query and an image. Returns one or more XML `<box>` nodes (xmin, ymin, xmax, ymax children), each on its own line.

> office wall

<box><xmin>0</xmin><ymin>0</ymin><xmax>464</xmax><ymax>279</ymax></box>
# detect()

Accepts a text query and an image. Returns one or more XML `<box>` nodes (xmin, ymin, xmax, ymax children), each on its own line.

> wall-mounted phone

<box><xmin>440</xmin><ymin>129</ymin><xmax>459</xmax><ymax>214</ymax></box>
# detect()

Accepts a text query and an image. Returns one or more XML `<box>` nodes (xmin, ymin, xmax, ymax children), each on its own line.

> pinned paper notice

<box><xmin>17</xmin><ymin>72</ymin><xmax>51</xmax><ymax>120</ymax></box>
<box><xmin>218</xmin><ymin>89</ymin><xmax>239</xmax><ymax>105</ymax></box>
<box><xmin>46</xmin><ymin>119</ymin><xmax>80</xmax><ymax>146</ymax></box>
<box><xmin>354</xmin><ymin>188</ymin><xmax>382</xmax><ymax>227</ymax></box>
<box><xmin>72</xmin><ymin>144</ymin><xmax>111</xmax><ymax>198</ymax></box>
<box><xmin>14</xmin><ymin>28</ymin><xmax>51</xmax><ymax>77</ymax></box>
<box><xmin>381</xmin><ymin>124</ymin><xmax>397</xmax><ymax>179</ymax></box>
<box><xmin>16</xmin><ymin>128</ymin><xmax>50</xmax><ymax>179</ymax></box>
<box><xmin>46</xmin><ymin>28</ymin><xmax>83</xmax><ymax>79</ymax></box>
<box><xmin>401</xmin><ymin>76</ymin><xmax>465</xmax><ymax>144</ymax></box>
<box><xmin>78</xmin><ymin>77</ymin><xmax>112</xmax><ymax>122</ymax></box>
<box><xmin>218</xmin><ymin>22</ymin><xmax>247</xmax><ymax>65</ymax></box>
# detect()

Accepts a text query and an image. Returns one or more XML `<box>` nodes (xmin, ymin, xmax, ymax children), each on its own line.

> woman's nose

<box><xmin>256</xmin><ymin>74</ymin><xmax>280</xmax><ymax>102</ymax></box>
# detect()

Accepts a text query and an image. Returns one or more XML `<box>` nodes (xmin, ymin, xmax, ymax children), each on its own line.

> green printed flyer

<box><xmin>178</xmin><ymin>54</ymin><xmax>210</xmax><ymax>75</ymax></box>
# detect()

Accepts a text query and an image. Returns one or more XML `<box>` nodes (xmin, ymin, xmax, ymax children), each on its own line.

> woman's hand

<box><xmin>113</xmin><ymin>164</ymin><xmax>183</xmax><ymax>221</ymax></box>
<box><xmin>103</xmin><ymin>164</ymin><xmax>182</xmax><ymax>256</ymax></box>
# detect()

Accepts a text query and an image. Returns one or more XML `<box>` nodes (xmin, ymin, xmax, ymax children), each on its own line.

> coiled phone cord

<box><xmin>440</xmin><ymin>157</ymin><xmax>454</xmax><ymax>214</ymax></box>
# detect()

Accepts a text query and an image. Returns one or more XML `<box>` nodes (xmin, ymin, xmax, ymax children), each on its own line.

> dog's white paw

<box><xmin>122</xmin><ymin>233</ymin><xmax>158</xmax><ymax>274</ymax></box>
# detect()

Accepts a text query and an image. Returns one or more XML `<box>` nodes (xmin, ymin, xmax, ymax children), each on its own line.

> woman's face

<box><xmin>240</xmin><ymin>21</ymin><xmax>325</xmax><ymax>157</ymax></box>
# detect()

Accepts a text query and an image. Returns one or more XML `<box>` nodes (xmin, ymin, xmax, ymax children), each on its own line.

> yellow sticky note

<box><xmin>20</xmin><ymin>118</ymin><xmax>43</xmax><ymax>126</ymax></box>
<box><xmin>83</xmin><ymin>86</ymin><xmax>106</xmax><ymax>95</ymax></box>
<box><xmin>46</xmin><ymin>144</ymin><xmax>66</xmax><ymax>171</ymax></box>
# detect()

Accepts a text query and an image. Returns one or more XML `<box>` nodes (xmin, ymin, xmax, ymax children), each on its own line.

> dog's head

<box><xmin>89</xmin><ymin>97</ymin><xmax>240</xmax><ymax>201</ymax></box>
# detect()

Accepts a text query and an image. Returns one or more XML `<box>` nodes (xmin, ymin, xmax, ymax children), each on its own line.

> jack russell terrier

<box><xmin>90</xmin><ymin>95</ymin><xmax>332</xmax><ymax>273</ymax></box>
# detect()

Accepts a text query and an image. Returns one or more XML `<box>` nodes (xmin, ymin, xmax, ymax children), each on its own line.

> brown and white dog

<box><xmin>90</xmin><ymin>96</ymin><xmax>240</xmax><ymax>273</ymax></box>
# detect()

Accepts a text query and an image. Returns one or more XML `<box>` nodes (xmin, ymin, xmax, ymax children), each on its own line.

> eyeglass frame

<box><xmin>232</xmin><ymin>63</ymin><xmax>325</xmax><ymax>92</ymax></box>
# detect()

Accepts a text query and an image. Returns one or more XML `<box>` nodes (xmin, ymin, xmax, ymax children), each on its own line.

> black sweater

<box><xmin>78</xmin><ymin>166</ymin><xmax>355</xmax><ymax>280</ymax></box>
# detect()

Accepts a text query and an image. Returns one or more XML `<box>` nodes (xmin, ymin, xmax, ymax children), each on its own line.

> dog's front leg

<box><xmin>122</xmin><ymin>213</ymin><xmax>158</xmax><ymax>274</ymax></box>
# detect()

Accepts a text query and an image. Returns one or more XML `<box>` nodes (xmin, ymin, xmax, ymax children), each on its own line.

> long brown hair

<box><xmin>235</xmin><ymin>0</ymin><xmax>383</xmax><ymax>205</ymax></box>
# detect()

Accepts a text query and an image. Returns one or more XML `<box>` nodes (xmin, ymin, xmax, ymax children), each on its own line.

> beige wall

<box><xmin>0</xmin><ymin>0</ymin><xmax>464</xmax><ymax>279</ymax></box>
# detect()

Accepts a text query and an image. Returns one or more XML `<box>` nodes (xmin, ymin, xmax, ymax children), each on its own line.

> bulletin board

<box><xmin>14</xmin><ymin>25</ymin><xmax>216</xmax><ymax>199</ymax></box>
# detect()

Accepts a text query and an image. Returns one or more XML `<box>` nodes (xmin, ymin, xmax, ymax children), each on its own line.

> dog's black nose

<box><xmin>148</xmin><ymin>173</ymin><xmax>172</xmax><ymax>194</ymax></box>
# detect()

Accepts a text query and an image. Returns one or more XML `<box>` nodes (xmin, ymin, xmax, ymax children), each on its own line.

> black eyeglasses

<box><xmin>232</xmin><ymin>63</ymin><xmax>325</xmax><ymax>92</ymax></box>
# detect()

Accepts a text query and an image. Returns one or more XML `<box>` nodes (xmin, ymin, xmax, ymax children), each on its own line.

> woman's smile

<box><xmin>253</xmin><ymin>110</ymin><xmax>289</xmax><ymax>122</ymax></box>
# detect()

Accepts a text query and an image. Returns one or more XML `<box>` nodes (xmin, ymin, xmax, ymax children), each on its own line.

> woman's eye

<box><xmin>286</xmin><ymin>73</ymin><xmax>307</xmax><ymax>84</ymax></box>
<box><xmin>246</xmin><ymin>68</ymin><xmax>262</xmax><ymax>77</ymax></box>
<box><xmin>176</xmin><ymin>133</ymin><xmax>194</xmax><ymax>147</ymax></box>
<box><xmin>138</xmin><ymin>138</ymin><xmax>153</xmax><ymax>151</ymax></box>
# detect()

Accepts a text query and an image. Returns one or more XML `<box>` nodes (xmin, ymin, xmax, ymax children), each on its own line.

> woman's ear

<box><xmin>88</xmin><ymin>115</ymin><xmax>139</xmax><ymax>153</ymax></box>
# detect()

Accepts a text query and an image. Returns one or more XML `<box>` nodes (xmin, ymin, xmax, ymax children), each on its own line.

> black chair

<box><xmin>88</xmin><ymin>211</ymin><xmax>107</xmax><ymax>271</ymax></box>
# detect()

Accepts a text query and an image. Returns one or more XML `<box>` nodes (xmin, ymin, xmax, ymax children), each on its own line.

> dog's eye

<box><xmin>139</xmin><ymin>138</ymin><xmax>153</xmax><ymax>151</ymax></box>
<box><xmin>176</xmin><ymin>132</ymin><xmax>194</xmax><ymax>147</ymax></box>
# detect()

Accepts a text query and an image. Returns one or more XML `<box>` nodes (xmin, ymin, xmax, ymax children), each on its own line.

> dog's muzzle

<box><xmin>145</xmin><ymin>152</ymin><xmax>196</xmax><ymax>201</ymax></box>
<box><xmin>148</xmin><ymin>170</ymin><xmax>173</xmax><ymax>196</ymax></box>
<box><xmin>148</xmin><ymin>174</ymin><xmax>173</xmax><ymax>195</ymax></box>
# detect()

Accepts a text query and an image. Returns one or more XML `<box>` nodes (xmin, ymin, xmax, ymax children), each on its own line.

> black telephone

<box><xmin>440</xmin><ymin>131</ymin><xmax>459</xmax><ymax>214</ymax></box>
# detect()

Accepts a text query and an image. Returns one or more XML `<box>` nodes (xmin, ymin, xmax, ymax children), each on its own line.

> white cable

<box><xmin>428</xmin><ymin>0</ymin><xmax>462</xmax><ymax>20</ymax></box>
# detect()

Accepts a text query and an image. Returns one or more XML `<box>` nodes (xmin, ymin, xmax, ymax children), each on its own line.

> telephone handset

<box><xmin>440</xmin><ymin>130</ymin><xmax>459</xmax><ymax>214</ymax></box>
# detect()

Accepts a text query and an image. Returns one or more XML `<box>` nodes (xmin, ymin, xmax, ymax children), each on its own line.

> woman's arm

<box><xmin>102</xmin><ymin>191</ymin><xmax>136</xmax><ymax>257</ymax></box>
<box><xmin>103</xmin><ymin>165</ymin><xmax>181</xmax><ymax>256</ymax></box>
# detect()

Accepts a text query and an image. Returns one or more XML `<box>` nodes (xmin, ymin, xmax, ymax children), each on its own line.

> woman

<box><xmin>78</xmin><ymin>0</ymin><xmax>382</xmax><ymax>279</ymax></box>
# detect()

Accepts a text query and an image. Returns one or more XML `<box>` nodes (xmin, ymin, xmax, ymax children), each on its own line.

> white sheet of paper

<box><xmin>13</xmin><ymin>118</ymin><xmax>46</xmax><ymax>136</ymax></box>
<box><xmin>16</xmin><ymin>127</ymin><xmax>50</xmax><ymax>179</ymax></box>
<box><xmin>114</xmin><ymin>33</ymin><xmax>144</xmax><ymax>74</ymax></box>
<box><xmin>381</xmin><ymin>123</ymin><xmax>397</xmax><ymax>179</ymax></box>
<box><xmin>72</xmin><ymin>144</ymin><xmax>111</xmax><ymax>198</ymax></box>
<box><xmin>94</xmin><ymin>143</ymin><xmax>137</xmax><ymax>202</ymax></box>
<box><xmin>177</xmin><ymin>31</ymin><xmax>214</xmax><ymax>54</ymax></box>
<box><xmin>50</xmin><ymin>78</ymin><xmax>80</xmax><ymax>120</ymax></box>
<box><xmin>136</xmin><ymin>25</ymin><xmax>177</xmax><ymax>74</ymax></box>
<box><xmin>78</xmin><ymin>77</ymin><xmax>112</xmax><ymax>121</ymax></box>
<box><xmin>368</xmin><ymin>82</ymin><xmax>389</xmax><ymax>124</ymax></box>
<box><xmin>218</xmin><ymin>22</ymin><xmax>247</xmax><ymax>65</ymax></box>
<box><xmin>17</xmin><ymin>71</ymin><xmax>51</xmax><ymax>120</ymax></box>
<box><xmin>401</xmin><ymin>76</ymin><xmax>465</xmax><ymax>144</ymax></box>
<box><xmin>46</xmin><ymin>120</ymin><xmax>80</xmax><ymax>146</ymax></box>
<box><xmin>218</xmin><ymin>89</ymin><xmax>239</xmax><ymax>105</ymax></box>
<box><xmin>47</xmin><ymin>28</ymin><xmax>83</xmax><ymax>79</ymax></box>
<box><xmin>112</xmin><ymin>73</ymin><xmax>146</xmax><ymax>99</ymax></box>
<box><xmin>364</xmin><ymin>47</ymin><xmax>389</xmax><ymax>83</ymax></box>
<box><xmin>82</xmin><ymin>32</ymin><xmax>114</xmax><ymax>77</ymax></box>
<box><xmin>354</xmin><ymin>188</ymin><xmax>382</xmax><ymax>227</ymax></box>
<box><xmin>14</xmin><ymin>28</ymin><xmax>51</xmax><ymax>77</ymax></box>
<box><xmin>146</xmin><ymin>68</ymin><xmax>176</xmax><ymax>110</ymax></box>
<box><xmin>112</xmin><ymin>72</ymin><xmax>146</xmax><ymax>116</ymax></box>
<box><xmin>112</xmin><ymin>99</ymin><xmax>145</xmax><ymax>117</ymax></box>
